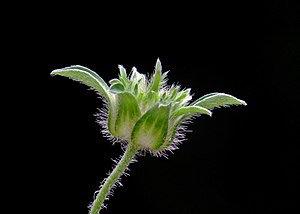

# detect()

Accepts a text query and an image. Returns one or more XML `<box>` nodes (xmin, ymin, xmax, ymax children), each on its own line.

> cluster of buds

<box><xmin>51</xmin><ymin>59</ymin><xmax>246</xmax><ymax>156</ymax></box>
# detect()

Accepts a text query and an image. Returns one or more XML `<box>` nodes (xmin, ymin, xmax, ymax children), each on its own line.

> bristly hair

<box><xmin>88</xmin><ymin>144</ymin><xmax>138</xmax><ymax>211</ymax></box>
<box><xmin>95</xmin><ymin>99</ymin><xmax>196</xmax><ymax>158</ymax></box>
<box><xmin>95</xmin><ymin>100</ymin><xmax>125</xmax><ymax>147</ymax></box>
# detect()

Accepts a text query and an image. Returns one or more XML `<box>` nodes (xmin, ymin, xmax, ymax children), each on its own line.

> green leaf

<box><xmin>149</xmin><ymin>58</ymin><xmax>162</xmax><ymax>92</ymax></box>
<box><xmin>142</xmin><ymin>90</ymin><xmax>159</xmax><ymax>109</ymax></box>
<box><xmin>118</xmin><ymin>65</ymin><xmax>128</xmax><ymax>86</ymax></box>
<box><xmin>130</xmin><ymin>67</ymin><xmax>142</xmax><ymax>81</ymax></box>
<box><xmin>113</xmin><ymin>92</ymin><xmax>141</xmax><ymax>140</ymax></box>
<box><xmin>51</xmin><ymin>65</ymin><xmax>111</xmax><ymax>101</ymax></box>
<box><xmin>192</xmin><ymin>93</ymin><xmax>247</xmax><ymax>109</ymax></box>
<box><xmin>170</xmin><ymin>85</ymin><xmax>180</xmax><ymax>100</ymax></box>
<box><xmin>131</xmin><ymin>104</ymin><xmax>170</xmax><ymax>150</ymax></box>
<box><xmin>172</xmin><ymin>106</ymin><xmax>212</xmax><ymax>117</ymax></box>
<box><xmin>110</xmin><ymin>83</ymin><xmax>125</xmax><ymax>93</ymax></box>
<box><xmin>155</xmin><ymin>58</ymin><xmax>162</xmax><ymax>73</ymax></box>
<box><xmin>190</xmin><ymin>92</ymin><xmax>219</xmax><ymax>105</ymax></box>
<box><xmin>133</xmin><ymin>83</ymin><xmax>139</xmax><ymax>95</ymax></box>
<box><xmin>175</xmin><ymin>88</ymin><xmax>192</xmax><ymax>103</ymax></box>
<box><xmin>109</xmin><ymin>78</ymin><xmax>122</xmax><ymax>85</ymax></box>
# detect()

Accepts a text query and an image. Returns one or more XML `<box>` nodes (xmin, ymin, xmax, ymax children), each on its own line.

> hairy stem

<box><xmin>89</xmin><ymin>143</ymin><xmax>139</xmax><ymax>214</ymax></box>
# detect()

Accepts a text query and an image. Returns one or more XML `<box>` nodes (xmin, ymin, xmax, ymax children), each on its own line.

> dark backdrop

<box><xmin>14</xmin><ymin>1</ymin><xmax>299</xmax><ymax>214</ymax></box>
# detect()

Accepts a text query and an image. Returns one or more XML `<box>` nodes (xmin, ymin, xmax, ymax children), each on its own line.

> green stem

<box><xmin>89</xmin><ymin>143</ymin><xmax>139</xmax><ymax>214</ymax></box>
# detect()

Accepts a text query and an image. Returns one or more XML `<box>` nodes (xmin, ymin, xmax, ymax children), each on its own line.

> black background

<box><xmin>11</xmin><ymin>1</ymin><xmax>299</xmax><ymax>214</ymax></box>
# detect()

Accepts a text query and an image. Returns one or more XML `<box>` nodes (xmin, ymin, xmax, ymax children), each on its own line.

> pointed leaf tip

<box><xmin>155</xmin><ymin>58</ymin><xmax>162</xmax><ymax>72</ymax></box>
<box><xmin>118</xmin><ymin>65</ymin><xmax>128</xmax><ymax>86</ymax></box>
<box><xmin>50</xmin><ymin>65</ymin><xmax>111</xmax><ymax>102</ymax></box>
<box><xmin>50</xmin><ymin>70</ymin><xmax>57</xmax><ymax>76</ymax></box>
<box><xmin>149</xmin><ymin>62</ymin><xmax>163</xmax><ymax>92</ymax></box>
<box><xmin>193</xmin><ymin>93</ymin><xmax>247</xmax><ymax>109</ymax></box>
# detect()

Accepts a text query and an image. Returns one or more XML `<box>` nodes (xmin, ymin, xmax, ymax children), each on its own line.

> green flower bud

<box><xmin>108</xmin><ymin>92</ymin><xmax>141</xmax><ymax>141</ymax></box>
<box><xmin>51</xmin><ymin>59</ymin><xmax>247</xmax><ymax>155</ymax></box>
<box><xmin>131</xmin><ymin>104</ymin><xmax>170</xmax><ymax>151</ymax></box>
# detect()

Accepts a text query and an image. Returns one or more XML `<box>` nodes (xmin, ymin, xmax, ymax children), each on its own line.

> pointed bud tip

<box><xmin>155</xmin><ymin>58</ymin><xmax>162</xmax><ymax>71</ymax></box>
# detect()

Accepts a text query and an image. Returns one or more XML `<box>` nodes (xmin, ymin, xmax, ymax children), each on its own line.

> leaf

<box><xmin>175</xmin><ymin>88</ymin><xmax>192</xmax><ymax>103</ymax></box>
<box><xmin>172</xmin><ymin>106</ymin><xmax>212</xmax><ymax>117</ymax></box>
<box><xmin>143</xmin><ymin>90</ymin><xmax>159</xmax><ymax>108</ymax></box>
<box><xmin>170</xmin><ymin>85</ymin><xmax>180</xmax><ymax>100</ymax></box>
<box><xmin>110</xmin><ymin>83</ymin><xmax>125</xmax><ymax>94</ymax></box>
<box><xmin>130</xmin><ymin>67</ymin><xmax>144</xmax><ymax>82</ymax></box>
<box><xmin>190</xmin><ymin>92</ymin><xmax>219</xmax><ymax>105</ymax></box>
<box><xmin>109</xmin><ymin>78</ymin><xmax>122</xmax><ymax>85</ymax></box>
<box><xmin>133</xmin><ymin>83</ymin><xmax>139</xmax><ymax>96</ymax></box>
<box><xmin>129</xmin><ymin>67</ymin><xmax>146</xmax><ymax>93</ymax></box>
<box><xmin>51</xmin><ymin>65</ymin><xmax>111</xmax><ymax>101</ymax></box>
<box><xmin>155</xmin><ymin>58</ymin><xmax>162</xmax><ymax>73</ymax></box>
<box><xmin>118</xmin><ymin>65</ymin><xmax>128</xmax><ymax>86</ymax></box>
<box><xmin>192</xmin><ymin>93</ymin><xmax>247</xmax><ymax>109</ymax></box>
<box><xmin>148</xmin><ymin>58</ymin><xmax>162</xmax><ymax>92</ymax></box>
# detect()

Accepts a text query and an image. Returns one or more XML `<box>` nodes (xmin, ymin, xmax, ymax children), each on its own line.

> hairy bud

<box><xmin>51</xmin><ymin>59</ymin><xmax>247</xmax><ymax>154</ymax></box>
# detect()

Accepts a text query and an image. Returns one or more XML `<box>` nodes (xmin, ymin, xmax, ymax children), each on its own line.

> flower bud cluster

<box><xmin>51</xmin><ymin>59</ymin><xmax>246</xmax><ymax>155</ymax></box>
